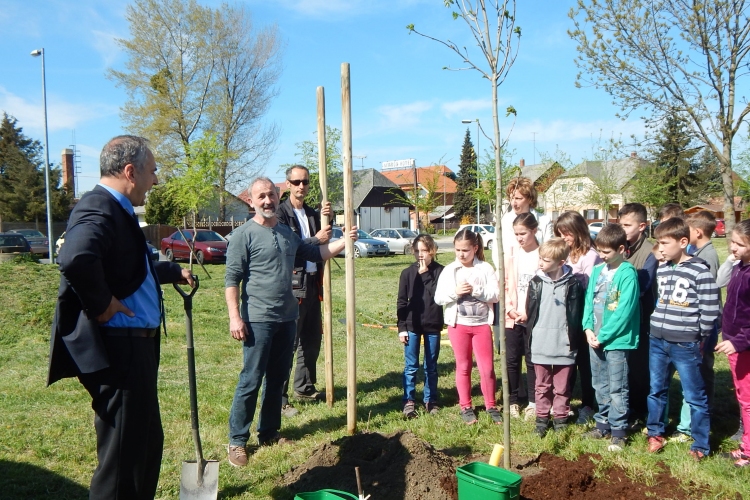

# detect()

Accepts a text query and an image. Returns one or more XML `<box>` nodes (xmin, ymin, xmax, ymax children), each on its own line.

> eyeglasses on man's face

<box><xmin>288</xmin><ymin>179</ymin><xmax>310</xmax><ymax>186</ymax></box>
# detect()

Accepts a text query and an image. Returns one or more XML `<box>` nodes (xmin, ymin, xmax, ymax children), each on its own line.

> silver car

<box><xmin>369</xmin><ymin>228</ymin><xmax>418</xmax><ymax>255</ymax></box>
<box><xmin>331</xmin><ymin>228</ymin><xmax>389</xmax><ymax>258</ymax></box>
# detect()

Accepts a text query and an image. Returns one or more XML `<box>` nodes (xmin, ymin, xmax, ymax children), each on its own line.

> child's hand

<box><xmin>715</xmin><ymin>340</ymin><xmax>737</xmax><ymax>356</ymax></box>
<box><xmin>516</xmin><ymin>313</ymin><xmax>527</xmax><ymax>324</ymax></box>
<box><xmin>418</xmin><ymin>258</ymin><xmax>428</xmax><ymax>274</ymax></box>
<box><xmin>455</xmin><ymin>282</ymin><xmax>472</xmax><ymax>296</ymax></box>
<box><xmin>507</xmin><ymin>309</ymin><xmax>519</xmax><ymax>320</ymax></box>
<box><xmin>585</xmin><ymin>329</ymin><xmax>600</xmax><ymax>349</ymax></box>
<box><xmin>398</xmin><ymin>332</ymin><xmax>409</xmax><ymax>345</ymax></box>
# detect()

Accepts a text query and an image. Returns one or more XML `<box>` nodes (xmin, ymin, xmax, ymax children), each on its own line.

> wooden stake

<box><xmin>318</xmin><ymin>86</ymin><xmax>334</xmax><ymax>408</ymax></box>
<box><xmin>341</xmin><ymin>62</ymin><xmax>357</xmax><ymax>435</ymax></box>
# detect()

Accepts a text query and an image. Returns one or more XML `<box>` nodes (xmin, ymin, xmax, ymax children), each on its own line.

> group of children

<box><xmin>396</xmin><ymin>177</ymin><xmax>750</xmax><ymax>466</ymax></box>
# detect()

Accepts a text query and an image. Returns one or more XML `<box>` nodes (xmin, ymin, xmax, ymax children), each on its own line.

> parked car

<box><xmin>0</xmin><ymin>232</ymin><xmax>32</xmax><ymax>259</ymax></box>
<box><xmin>161</xmin><ymin>229</ymin><xmax>227</xmax><ymax>264</ymax></box>
<box><xmin>146</xmin><ymin>242</ymin><xmax>160</xmax><ymax>261</ymax></box>
<box><xmin>369</xmin><ymin>228</ymin><xmax>418</xmax><ymax>255</ymax></box>
<box><xmin>331</xmin><ymin>227</ymin><xmax>389</xmax><ymax>258</ymax></box>
<box><xmin>588</xmin><ymin>221</ymin><xmax>604</xmax><ymax>235</ymax></box>
<box><xmin>9</xmin><ymin>229</ymin><xmax>49</xmax><ymax>257</ymax></box>
<box><xmin>457</xmin><ymin>224</ymin><xmax>497</xmax><ymax>250</ymax></box>
<box><xmin>713</xmin><ymin>218</ymin><xmax>726</xmax><ymax>237</ymax></box>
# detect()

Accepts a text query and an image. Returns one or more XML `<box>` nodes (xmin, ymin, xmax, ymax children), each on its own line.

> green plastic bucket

<box><xmin>294</xmin><ymin>489</ymin><xmax>359</xmax><ymax>500</ymax></box>
<box><xmin>456</xmin><ymin>462</ymin><xmax>522</xmax><ymax>500</ymax></box>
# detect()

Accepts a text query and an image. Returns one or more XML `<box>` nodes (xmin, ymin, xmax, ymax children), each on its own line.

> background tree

<box><xmin>0</xmin><ymin>114</ymin><xmax>71</xmax><ymax>227</ymax></box>
<box><xmin>110</xmin><ymin>0</ymin><xmax>282</xmax><ymax>220</ymax></box>
<box><xmin>476</xmin><ymin>148</ymin><xmax>518</xmax><ymax>221</ymax></box>
<box><xmin>408</xmin><ymin>0</ymin><xmax>521</xmax><ymax>467</ymax></box>
<box><xmin>628</xmin><ymin>164</ymin><xmax>677</xmax><ymax>220</ymax></box>
<box><xmin>453</xmin><ymin>129</ymin><xmax>478</xmax><ymax>222</ymax></box>
<box><xmin>280</xmin><ymin>125</ymin><xmax>343</xmax><ymax>209</ymax></box>
<box><xmin>648</xmin><ymin>114</ymin><xmax>700</xmax><ymax>207</ymax></box>
<box><xmin>145</xmin><ymin>183</ymin><xmax>184</xmax><ymax>226</ymax></box>
<box><xmin>569</xmin><ymin>0</ymin><xmax>750</xmax><ymax>240</ymax></box>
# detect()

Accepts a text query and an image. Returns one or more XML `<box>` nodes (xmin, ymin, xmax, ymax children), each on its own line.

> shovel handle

<box><xmin>173</xmin><ymin>275</ymin><xmax>199</xmax><ymax>299</ymax></box>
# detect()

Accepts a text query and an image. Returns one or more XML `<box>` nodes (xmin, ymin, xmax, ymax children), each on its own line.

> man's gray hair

<box><xmin>248</xmin><ymin>176</ymin><xmax>275</xmax><ymax>194</ymax></box>
<box><xmin>285</xmin><ymin>165</ymin><xmax>309</xmax><ymax>179</ymax></box>
<box><xmin>100</xmin><ymin>135</ymin><xmax>150</xmax><ymax>177</ymax></box>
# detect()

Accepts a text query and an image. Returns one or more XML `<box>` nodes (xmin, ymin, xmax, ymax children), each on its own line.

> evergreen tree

<box><xmin>454</xmin><ymin>129</ymin><xmax>477</xmax><ymax>222</ymax></box>
<box><xmin>649</xmin><ymin>114</ymin><xmax>700</xmax><ymax>207</ymax></box>
<box><xmin>0</xmin><ymin>113</ymin><xmax>71</xmax><ymax>224</ymax></box>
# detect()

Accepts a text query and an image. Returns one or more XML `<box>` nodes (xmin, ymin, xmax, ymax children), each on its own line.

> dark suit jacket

<box><xmin>47</xmin><ymin>185</ymin><xmax>184</xmax><ymax>385</ymax></box>
<box><xmin>276</xmin><ymin>198</ymin><xmax>325</xmax><ymax>298</ymax></box>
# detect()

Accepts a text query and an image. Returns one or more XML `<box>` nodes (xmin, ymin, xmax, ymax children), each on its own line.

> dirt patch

<box><xmin>283</xmin><ymin>431</ymin><xmax>458</xmax><ymax>500</ymax></box>
<box><xmin>283</xmin><ymin>432</ymin><xmax>706</xmax><ymax>500</ymax></box>
<box><xmin>519</xmin><ymin>453</ymin><xmax>705</xmax><ymax>500</ymax></box>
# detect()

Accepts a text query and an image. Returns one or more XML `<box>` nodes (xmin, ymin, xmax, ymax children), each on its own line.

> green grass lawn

<box><xmin>0</xmin><ymin>240</ymin><xmax>747</xmax><ymax>499</ymax></box>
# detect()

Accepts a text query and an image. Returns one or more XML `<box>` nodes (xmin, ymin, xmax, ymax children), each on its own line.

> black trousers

<box><xmin>628</xmin><ymin>323</ymin><xmax>651</xmax><ymax>419</ymax></box>
<box><xmin>506</xmin><ymin>325</ymin><xmax>536</xmax><ymax>405</ymax></box>
<box><xmin>568</xmin><ymin>334</ymin><xmax>596</xmax><ymax>408</ymax></box>
<box><xmin>79</xmin><ymin>335</ymin><xmax>162</xmax><ymax>500</ymax></box>
<box><xmin>282</xmin><ymin>278</ymin><xmax>322</xmax><ymax>405</ymax></box>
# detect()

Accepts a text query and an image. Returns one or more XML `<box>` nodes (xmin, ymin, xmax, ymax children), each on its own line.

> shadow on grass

<box><xmin>0</xmin><ymin>460</ymin><xmax>89</xmax><ymax>500</ymax></box>
<box><xmin>268</xmin><ymin>432</ymin><xmax>410</xmax><ymax>500</ymax></box>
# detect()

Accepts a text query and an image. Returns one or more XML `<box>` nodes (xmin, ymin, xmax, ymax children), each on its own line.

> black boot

<box><xmin>553</xmin><ymin>417</ymin><xmax>569</xmax><ymax>431</ymax></box>
<box><xmin>535</xmin><ymin>417</ymin><xmax>550</xmax><ymax>437</ymax></box>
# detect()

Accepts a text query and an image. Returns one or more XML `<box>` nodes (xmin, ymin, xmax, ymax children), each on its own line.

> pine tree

<box><xmin>650</xmin><ymin>114</ymin><xmax>699</xmax><ymax>207</ymax></box>
<box><xmin>454</xmin><ymin>129</ymin><xmax>477</xmax><ymax>222</ymax></box>
<box><xmin>0</xmin><ymin>113</ymin><xmax>71</xmax><ymax>224</ymax></box>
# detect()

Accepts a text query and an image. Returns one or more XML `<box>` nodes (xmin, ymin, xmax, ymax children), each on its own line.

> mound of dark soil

<box><xmin>283</xmin><ymin>431</ymin><xmax>457</xmax><ymax>500</ymax></box>
<box><xmin>283</xmin><ymin>432</ymin><xmax>706</xmax><ymax>500</ymax></box>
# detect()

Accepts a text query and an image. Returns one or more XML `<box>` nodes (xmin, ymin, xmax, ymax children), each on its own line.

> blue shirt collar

<box><xmin>98</xmin><ymin>183</ymin><xmax>135</xmax><ymax>216</ymax></box>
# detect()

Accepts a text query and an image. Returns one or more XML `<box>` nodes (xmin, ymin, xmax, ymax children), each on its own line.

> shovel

<box><xmin>174</xmin><ymin>277</ymin><xmax>219</xmax><ymax>500</ymax></box>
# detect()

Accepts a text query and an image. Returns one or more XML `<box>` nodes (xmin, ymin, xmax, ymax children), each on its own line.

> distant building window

<box><xmin>577</xmin><ymin>183</ymin><xmax>584</xmax><ymax>192</ymax></box>
<box><xmin>585</xmin><ymin>209</ymin><xmax>598</xmax><ymax>220</ymax></box>
<box><xmin>561</xmin><ymin>184</ymin><xmax>568</xmax><ymax>192</ymax></box>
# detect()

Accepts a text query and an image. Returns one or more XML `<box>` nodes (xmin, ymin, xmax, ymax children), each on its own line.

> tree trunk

<box><xmin>491</xmin><ymin>77</ymin><xmax>510</xmax><ymax>469</ymax></box>
<box><xmin>721</xmin><ymin>139</ymin><xmax>736</xmax><ymax>245</ymax></box>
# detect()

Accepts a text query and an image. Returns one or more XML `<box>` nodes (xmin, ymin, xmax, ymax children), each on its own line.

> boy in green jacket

<box><xmin>583</xmin><ymin>224</ymin><xmax>641</xmax><ymax>451</ymax></box>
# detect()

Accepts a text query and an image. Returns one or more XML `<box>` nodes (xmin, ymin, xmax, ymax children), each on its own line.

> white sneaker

<box><xmin>524</xmin><ymin>405</ymin><xmax>536</xmax><ymax>421</ymax></box>
<box><xmin>510</xmin><ymin>404</ymin><xmax>521</xmax><ymax>418</ymax></box>
<box><xmin>576</xmin><ymin>406</ymin><xmax>595</xmax><ymax>424</ymax></box>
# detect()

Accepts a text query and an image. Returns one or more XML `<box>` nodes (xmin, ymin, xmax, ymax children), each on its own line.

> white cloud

<box><xmin>0</xmin><ymin>86</ymin><xmax>118</xmax><ymax>133</ymax></box>
<box><xmin>440</xmin><ymin>98</ymin><xmax>492</xmax><ymax>118</ymax></box>
<box><xmin>91</xmin><ymin>30</ymin><xmax>122</xmax><ymax>68</ymax></box>
<box><xmin>376</xmin><ymin>101</ymin><xmax>433</xmax><ymax>130</ymax></box>
<box><xmin>513</xmin><ymin>119</ymin><xmax>645</xmax><ymax>143</ymax></box>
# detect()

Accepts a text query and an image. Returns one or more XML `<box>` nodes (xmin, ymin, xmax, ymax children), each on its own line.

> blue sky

<box><xmin>1</xmin><ymin>0</ymin><xmax>647</xmax><ymax>196</ymax></box>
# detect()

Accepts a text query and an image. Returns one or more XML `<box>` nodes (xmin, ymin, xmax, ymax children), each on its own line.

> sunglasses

<box><xmin>289</xmin><ymin>179</ymin><xmax>310</xmax><ymax>186</ymax></box>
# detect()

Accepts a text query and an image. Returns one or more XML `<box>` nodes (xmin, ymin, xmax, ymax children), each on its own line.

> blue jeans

<box><xmin>590</xmin><ymin>347</ymin><xmax>630</xmax><ymax>437</ymax></box>
<box><xmin>403</xmin><ymin>332</ymin><xmax>441</xmax><ymax>404</ymax></box>
<box><xmin>647</xmin><ymin>335</ymin><xmax>710</xmax><ymax>454</ymax></box>
<box><xmin>675</xmin><ymin>327</ymin><xmax>718</xmax><ymax>435</ymax></box>
<box><xmin>228</xmin><ymin>321</ymin><xmax>296</xmax><ymax>446</ymax></box>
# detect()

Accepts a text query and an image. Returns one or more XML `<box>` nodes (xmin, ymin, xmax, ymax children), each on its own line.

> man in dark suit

<box><xmin>276</xmin><ymin>165</ymin><xmax>331</xmax><ymax>415</ymax></box>
<box><xmin>48</xmin><ymin>135</ymin><xmax>194</xmax><ymax>499</ymax></box>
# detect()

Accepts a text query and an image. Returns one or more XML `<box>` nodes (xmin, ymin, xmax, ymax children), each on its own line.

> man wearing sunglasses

<box><xmin>276</xmin><ymin>165</ymin><xmax>332</xmax><ymax>416</ymax></box>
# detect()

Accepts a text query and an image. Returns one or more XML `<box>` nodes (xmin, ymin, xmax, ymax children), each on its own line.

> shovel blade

<box><xmin>180</xmin><ymin>460</ymin><xmax>219</xmax><ymax>500</ymax></box>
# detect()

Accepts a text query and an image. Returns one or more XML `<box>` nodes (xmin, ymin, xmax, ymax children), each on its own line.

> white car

<box><xmin>588</xmin><ymin>221</ymin><xmax>604</xmax><ymax>235</ymax></box>
<box><xmin>369</xmin><ymin>228</ymin><xmax>418</xmax><ymax>255</ymax></box>
<box><xmin>458</xmin><ymin>224</ymin><xmax>497</xmax><ymax>250</ymax></box>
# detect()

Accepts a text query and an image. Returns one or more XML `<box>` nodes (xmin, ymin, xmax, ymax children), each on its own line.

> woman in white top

<box><xmin>495</xmin><ymin>176</ymin><xmax>553</xmax><ymax>265</ymax></box>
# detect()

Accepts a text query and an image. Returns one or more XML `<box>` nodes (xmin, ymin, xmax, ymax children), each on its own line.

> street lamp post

<box><xmin>31</xmin><ymin>48</ymin><xmax>55</xmax><ymax>261</ymax></box>
<box><xmin>462</xmin><ymin>119</ymin><xmax>480</xmax><ymax>223</ymax></box>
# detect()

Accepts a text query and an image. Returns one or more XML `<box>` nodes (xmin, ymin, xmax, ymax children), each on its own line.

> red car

<box><xmin>161</xmin><ymin>229</ymin><xmax>227</xmax><ymax>264</ymax></box>
<box><xmin>713</xmin><ymin>219</ymin><xmax>726</xmax><ymax>237</ymax></box>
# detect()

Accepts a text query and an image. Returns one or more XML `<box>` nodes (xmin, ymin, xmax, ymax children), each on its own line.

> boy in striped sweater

<box><xmin>646</xmin><ymin>218</ymin><xmax>720</xmax><ymax>461</ymax></box>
